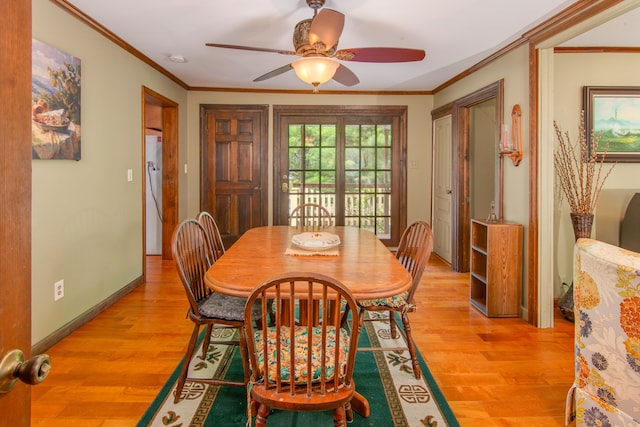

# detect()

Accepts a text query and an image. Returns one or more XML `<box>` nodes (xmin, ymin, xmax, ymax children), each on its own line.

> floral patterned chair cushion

<box><xmin>566</xmin><ymin>238</ymin><xmax>640</xmax><ymax>427</ymax></box>
<box><xmin>254</xmin><ymin>325</ymin><xmax>351</xmax><ymax>384</ymax></box>
<box><xmin>357</xmin><ymin>291</ymin><xmax>409</xmax><ymax>308</ymax></box>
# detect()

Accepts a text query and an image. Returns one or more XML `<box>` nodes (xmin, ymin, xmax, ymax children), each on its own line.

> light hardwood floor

<box><xmin>31</xmin><ymin>254</ymin><xmax>575</xmax><ymax>426</ymax></box>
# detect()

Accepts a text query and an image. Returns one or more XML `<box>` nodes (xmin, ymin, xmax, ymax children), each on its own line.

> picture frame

<box><xmin>583</xmin><ymin>86</ymin><xmax>640</xmax><ymax>162</ymax></box>
<box><xmin>32</xmin><ymin>39</ymin><xmax>81</xmax><ymax>160</ymax></box>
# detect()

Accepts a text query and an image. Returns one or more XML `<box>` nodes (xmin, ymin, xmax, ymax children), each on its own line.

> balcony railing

<box><xmin>289</xmin><ymin>189</ymin><xmax>391</xmax><ymax>238</ymax></box>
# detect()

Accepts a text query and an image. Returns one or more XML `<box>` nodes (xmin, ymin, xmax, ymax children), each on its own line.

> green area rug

<box><xmin>137</xmin><ymin>313</ymin><xmax>459</xmax><ymax>427</ymax></box>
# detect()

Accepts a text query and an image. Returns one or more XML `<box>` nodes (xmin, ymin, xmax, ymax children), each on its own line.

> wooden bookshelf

<box><xmin>470</xmin><ymin>219</ymin><xmax>523</xmax><ymax>317</ymax></box>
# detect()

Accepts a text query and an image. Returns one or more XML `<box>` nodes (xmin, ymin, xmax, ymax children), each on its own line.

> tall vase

<box><xmin>559</xmin><ymin>213</ymin><xmax>595</xmax><ymax>322</ymax></box>
<box><xmin>570</xmin><ymin>213</ymin><xmax>594</xmax><ymax>240</ymax></box>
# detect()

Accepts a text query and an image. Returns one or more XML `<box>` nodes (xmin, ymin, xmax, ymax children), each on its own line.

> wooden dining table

<box><xmin>205</xmin><ymin>225</ymin><xmax>411</xmax><ymax>299</ymax></box>
<box><xmin>204</xmin><ymin>225</ymin><xmax>412</xmax><ymax>417</ymax></box>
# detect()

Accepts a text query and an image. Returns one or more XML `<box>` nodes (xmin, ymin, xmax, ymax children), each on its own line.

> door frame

<box><xmin>142</xmin><ymin>87</ymin><xmax>179</xmax><ymax>264</ymax></box>
<box><xmin>431</xmin><ymin>80</ymin><xmax>503</xmax><ymax>272</ymax></box>
<box><xmin>272</xmin><ymin>104</ymin><xmax>408</xmax><ymax>246</ymax></box>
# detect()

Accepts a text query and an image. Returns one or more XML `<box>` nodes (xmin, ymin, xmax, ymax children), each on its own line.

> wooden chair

<box><xmin>289</xmin><ymin>203</ymin><xmax>333</xmax><ymax>228</ymax></box>
<box><xmin>356</xmin><ymin>221</ymin><xmax>433</xmax><ymax>379</ymax></box>
<box><xmin>197</xmin><ymin>211</ymin><xmax>226</xmax><ymax>261</ymax></box>
<box><xmin>244</xmin><ymin>272</ymin><xmax>361</xmax><ymax>427</ymax></box>
<box><xmin>171</xmin><ymin>219</ymin><xmax>259</xmax><ymax>403</ymax></box>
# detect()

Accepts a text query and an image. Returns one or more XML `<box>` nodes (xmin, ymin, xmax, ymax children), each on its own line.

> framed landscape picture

<box><xmin>32</xmin><ymin>39</ymin><xmax>81</xmax><ymax>160</ymax></box>
<box><xmin>583</xmin><ymin>86</ymin><xmax>640</xmax><ymax>162</ymax></box>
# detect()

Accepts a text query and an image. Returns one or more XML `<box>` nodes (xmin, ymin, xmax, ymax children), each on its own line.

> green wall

<box><xmin>432</xmin><ymin>44</ymin><xmax>532</xmax><ymax>318</ymax></box>
<box><xmin>31</xmin><ymin>0</ymin><xmax>189</xmax><ymax>344</ymax></box>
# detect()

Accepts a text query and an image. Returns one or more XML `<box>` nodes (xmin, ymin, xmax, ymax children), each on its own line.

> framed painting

<box><xmin>583</xmin><ymin>86</ymin><xmax>640</xmax><ymax>162</ymax></box>
<box><xmin>32</xmin><ymin>39</ymin><xmax>81</xmax><ymax>160</ymax></box>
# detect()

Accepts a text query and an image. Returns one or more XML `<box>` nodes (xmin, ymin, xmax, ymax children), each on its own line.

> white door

<box><xmin>432</xmin><ymin>115</ymin><xmax>453</xmax><ymax>263</ymax></box>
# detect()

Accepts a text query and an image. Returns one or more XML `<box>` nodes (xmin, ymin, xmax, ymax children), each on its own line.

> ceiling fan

<box><xmin>206</xmin><ymin>0</ymin><xmax>426</xmax><ymax>92</ymax></box>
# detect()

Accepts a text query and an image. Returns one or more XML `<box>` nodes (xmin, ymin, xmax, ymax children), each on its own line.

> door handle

<box><xmin>0</xmin><ymin>349</ymin><xmax>51</xmax><ymax>393</ymax></box>
<box><xmin>281</xmin><ymin>182</ymin><xmax>289</xmax><ymax>192</ymax></box>
<box><xmin>446</xmin><ymin>189</ymin><xmax>452</xmax><ymax>194</ymax></box>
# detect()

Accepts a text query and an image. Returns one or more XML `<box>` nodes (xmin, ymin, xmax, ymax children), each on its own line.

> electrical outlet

<box><xmin>54</xmin><ymin>280</ymin><xmax>64</xmax><ymax>301</ymax></box>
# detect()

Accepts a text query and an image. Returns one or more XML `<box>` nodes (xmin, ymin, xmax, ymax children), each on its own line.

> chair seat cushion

<box><xmin>358</xmin><ymin>291</ymin><xmax>409</xmax><ymax>308</ymax></box>
<box><xmin>255</xmin><ymin>325</ymin><xmax>351</xmax><ymax>383</ymax></box>
<box><xmin>198</xmin><ymin>292</ymin><xmax>260</xmax><ymax>321</ymax></box>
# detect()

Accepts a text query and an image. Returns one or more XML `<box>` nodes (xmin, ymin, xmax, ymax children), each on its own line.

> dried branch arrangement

<box><xmin>553</xmin><ymin>111</ymin><xmax>616</xmax><ymax>215</ymax></box>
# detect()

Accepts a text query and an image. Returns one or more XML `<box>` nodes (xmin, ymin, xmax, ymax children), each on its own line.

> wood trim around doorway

<box><xmin>142</xmin><ymin>87</ymin><xmax>179</xmax><ymax>265</ymax></box>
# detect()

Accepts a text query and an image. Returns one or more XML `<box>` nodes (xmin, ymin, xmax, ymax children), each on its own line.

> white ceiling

<box><xmin>63</xmin><ymin>0</ymin><xmax>640</xmax><ymax>92</ymax></box>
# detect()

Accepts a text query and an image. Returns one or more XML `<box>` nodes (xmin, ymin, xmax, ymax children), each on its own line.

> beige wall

<box><xmin>470</xmin><ymin>99</ymin><xmax>498</xmax><ymax>220</ymax></box>
<box><xmin>553</xmin><ymin>52</ymin><xmax>640</xmax><ymax>296</ymax></box>
<box><xmin>31</xmin><ymin>0</ymin><xmax>188</xmax><ymax>344</ymax></box>
<box><xmin>432</xmin><ymin>44</ymin><xmax>531</xmax><ymax>317</ymax></box>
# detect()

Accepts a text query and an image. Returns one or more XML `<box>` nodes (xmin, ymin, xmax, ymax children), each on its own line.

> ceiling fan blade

<box><xmin>253</xmin><ymin>63</ymin><xmax>293</xmax><ymax>82</ymax></box>
<box><xmin>332</xmin><ymin>64</ymin><xmax>359</xmax><ymax>87</ymax></box>
<box><xmin>206</xmin><ymin>43</ymin><xmax>296</xmax><ymax>56</ymax></box>
<box><xmin>336</xmin><ymin>47</ymin><xmax>426</xmax><ymax>63</ymax></box>
<box><xmin>309</xmin><ymin>9</ymin><xmax>345</xmax><ymax>49</ymax></box>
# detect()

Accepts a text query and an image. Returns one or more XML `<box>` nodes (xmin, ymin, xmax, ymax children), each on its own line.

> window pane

<box><xmin>361</xmin><ymin>171</ymin><xmax>375</xmax><ymax>192</ymax></box>
<box><xmin>289</xmin><ymin>171</ymin><xmax>301</xmax><ymax>190</ymax></box>
<box><xmin>319</xmin><ymin>193</ymin><xmax>335</xmax><ymax>215</ymax></box>
<box><xmin>305</xmin><ymin>125</ymin><xmax>320</xmax><ymax>147</ymax></box>
<box><xmin>321</xmin><ymin>170</ymin><xmax>335</xmax><ymax>189</ymax></box>
<box><xmin>321</xmin><ymin>147</ymin><xmax>336</xmax><ymax>169</ymax></box>
<box><xmin>345</xmin><ymin>171</ymin><xmax>359</xmax><ymax>193</ymax></box>
<box><xmin>377</xmin><ymin>147</ymin><xmax>391</xmax><ymax>169</ymax></box>
<box><xmin>376</xmin><ymin>171</ymin><xmax>391</xmax><ymax>189</ymax></box>
<box><xmin>305</xmin><ymin>147</ymin><xmax>320</xmax><ymax>170</ymax></box>
<box><xmin>345</xmin><ymin>125</ymin><xmax>359</xmax><ymax>147</ymax></box>
<box><xmin>289</xmin><ymin>147</ymin><xmax>302</xmax><ymax>169</ymax></box>
<box><xmin>321</xmin><ymin>125</ymin><xmax>336</xmax><ymax>147</ymax></box>
<box><xmin>361</xmin><ymin>195</ymin><xmax>375</xmax><ymax>215</ymax></box>
<box><xmin>376</xmin><ymin>125</ymin><xmax>392</xmax><ymax>147</ymax></box>
<box><xmin>361</xmin><ymin>217</ymin><xmax>375</xmax><ymax>233</ymax></box>
<box><xmin>304</xmin><ymin>170</ymin><xmax>320</xmax><ymax>187</ymax></box>
<box><xmin>289</xmin><ymin>125</ymin><xmax>302</xmax><ymax>147</ymax></box>
<box><xmin>345</xmin><ymin>194</ymin><xmax>360</xmax><ymax>216</ymax></box>
<box><xmin>376</xmin><ymin>194</ymin><xmax>391</xmax><ymax>215</ymax></box>
<box><xmin>376</xmin><ymin>217</ymin><xmax>391</xmax><ymax>239</ymax></box>
<box><xmin>345</xmin><ymin>147</ymin><xmax>360</xmax><ymax>169</ymax></box>
<box><xmin>361</xmin><ymin>148</ymin><xmax>376</xmax><ymax>170</ymax></box>
<box><xmin>361</xmin><ymin>125</ymin><xmax>375</xmax><ymax>146</ymax></box>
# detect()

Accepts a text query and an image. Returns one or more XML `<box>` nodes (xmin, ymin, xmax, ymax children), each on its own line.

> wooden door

<box><xmin>0</xmin><ymin>0</ymin><xmax>32</xmax><ymax>424</ymax></box>
<box><xmin>200</xmin><ymin>105</ymin><xmax>268</xmax><ymax>247</ymax></box>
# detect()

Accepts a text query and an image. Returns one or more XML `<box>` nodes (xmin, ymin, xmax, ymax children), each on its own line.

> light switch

<box><xmin>127</xmin><ymin>169</ymin><xmax>133</xmax><ymax>181</ymax></box>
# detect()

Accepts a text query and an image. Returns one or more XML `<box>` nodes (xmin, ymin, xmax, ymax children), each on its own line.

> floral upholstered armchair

<box><xmin>566</xmin><ymin>239</ymin><xmax>640</xmax><ymax>427</ymax></box>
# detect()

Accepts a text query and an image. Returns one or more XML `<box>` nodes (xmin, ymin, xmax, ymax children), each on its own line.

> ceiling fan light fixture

<box><xmin>292</xmin><ymin>56</ymin><xmax>339</xmax><ymax>91</ymax></box>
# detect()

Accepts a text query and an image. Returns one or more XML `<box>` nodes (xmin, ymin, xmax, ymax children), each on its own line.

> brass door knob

<box><xmin>0</xmin><ymin>349</ymin><xmax>51</xmax><ymax>393</ymax></box>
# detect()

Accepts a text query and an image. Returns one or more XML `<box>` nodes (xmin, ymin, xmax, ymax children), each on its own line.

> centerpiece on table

<box><xmin>554</xmin><ymin>111</ymin><xmax>616</xmax><ymax>321</ymax></box>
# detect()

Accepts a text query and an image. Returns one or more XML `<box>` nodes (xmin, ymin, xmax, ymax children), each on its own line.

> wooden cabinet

<box><xmin>470</xmin><ymin>219</ymin><xmax>523</xmax><ymax>317</ymax></box>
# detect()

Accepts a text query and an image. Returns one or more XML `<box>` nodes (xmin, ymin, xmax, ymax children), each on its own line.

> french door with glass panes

<box><xmin>273</xmin><ymin>106</ymin><xmax>407</xmax><ymax>246</ymax></box>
